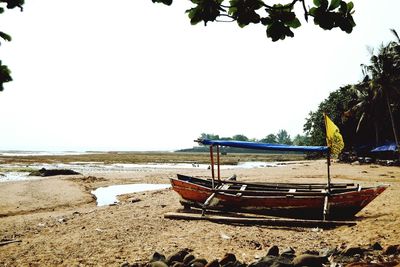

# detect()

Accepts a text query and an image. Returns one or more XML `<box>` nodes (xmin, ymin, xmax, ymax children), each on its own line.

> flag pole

<box><xmin>323</xmin><ymin>113</ymin><xmax>331</xmax><ymax>192</ymax></box>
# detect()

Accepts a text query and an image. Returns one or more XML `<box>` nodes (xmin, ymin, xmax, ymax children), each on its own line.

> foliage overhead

<box><xmin>152</xmin><ymin>0</ymin><xmax>356</xmax><ymax>42</ymax></box>
<box><xmin>0</xmin><ymin>0</ymin><xmax>24</xmax><ymax>91</ymax></box>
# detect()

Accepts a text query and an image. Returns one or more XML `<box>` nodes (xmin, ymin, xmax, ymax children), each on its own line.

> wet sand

<box><xmin>0</xmin><ymin>160</ymin><xmax>399</xmax><ymax>266</ymax></box>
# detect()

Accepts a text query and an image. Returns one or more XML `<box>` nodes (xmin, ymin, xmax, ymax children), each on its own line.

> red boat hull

<box><xmin>170</xmin><ymin>175</ymin><xmax>388</xmax><ymax>219</ymax></box>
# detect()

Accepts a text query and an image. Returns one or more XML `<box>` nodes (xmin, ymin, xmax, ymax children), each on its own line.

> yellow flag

<box><xmin>324</xmin><ymin>114</ymin><xmax>344</xmax><ymax>156</ymax></box>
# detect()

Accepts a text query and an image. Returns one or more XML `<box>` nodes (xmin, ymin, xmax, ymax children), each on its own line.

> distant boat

<box><xmin>170</xmin><ymin>139</ymin><xmax>388</xmax><ymax>220</ymax></box>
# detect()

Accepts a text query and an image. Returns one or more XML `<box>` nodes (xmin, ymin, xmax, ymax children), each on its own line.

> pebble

<box><xmin>292</xmin><ymin>254</ymin><xmax>328</xmax><ymax>267</ymax></box>
<box><xmin>266</xmin><ymin>245</ymin><xmax>279</xmax><ymax>256</ymax></box>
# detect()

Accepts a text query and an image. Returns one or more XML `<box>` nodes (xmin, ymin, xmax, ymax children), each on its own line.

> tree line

<box><xmin>304</xmin><ymin>29</ymin><xmax>400</xmax><ymax>153</ymax></box>
<box><xmin>199</xmin><ymin>130</ymin><xmax>309</xmax><ymax>146</ymax></box>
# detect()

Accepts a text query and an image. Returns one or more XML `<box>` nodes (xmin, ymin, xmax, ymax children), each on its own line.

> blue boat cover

<box><xmin>371</xmin><ymin>142</ymin><xmax>398</xmax><ymax>153</ymax></box>
<box><xmin>198</xmin><ymin>139</ymin><xmax>329</xmax><ymax>153</ymax></box>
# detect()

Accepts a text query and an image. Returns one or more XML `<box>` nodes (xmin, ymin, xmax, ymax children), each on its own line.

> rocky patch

<box><xmin>123</xmin><ymin>244</ymin><xmax>400</xmax><ymax>267</ymax></box>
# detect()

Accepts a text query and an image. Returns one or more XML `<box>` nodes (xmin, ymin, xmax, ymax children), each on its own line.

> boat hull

<box><xmin>170</xmin><ymin>175</ymin><xmax>388</xmax><ymax>220</ymax></box>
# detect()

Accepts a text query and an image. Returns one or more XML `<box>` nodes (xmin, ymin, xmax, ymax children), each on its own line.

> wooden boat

<box><xmin>170</xmin><ymin>139</ymin><xmax>388</xmax><ymax>220</ymax></box>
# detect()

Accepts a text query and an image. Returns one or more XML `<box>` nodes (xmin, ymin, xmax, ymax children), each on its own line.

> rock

<box><xmin>302</xmin><ymin>250</ymin><xmax>319</xmax><ymax>256</ymax></box>
<box><xmin>292</xmin><ymin>254</ymin><xmax>328</xmax><ymax>267</ymax></box>
<box><xmin>205</xmin><ymin>259</ymin><xmax>220</xmax><ymax>267</ymax></box>
<box><xmin>183</xmin><ymin>255</ymin><xmax>196</xmax><ymax>265</ymax></box>
<box><xmin>150</xmin><ymin>252</ymin><xmax>166</xmax><ymax>263</ymax></box>
<box><xmin>171</xmin><ymin>262</ymin><xmax>186</xmax><ymax>267</ymax></box>
<box><xmin>120</xmin><ymin>262</ymin><xmax>130</xmax><ymax>267</ymax></box>
<box><xmin>232</xmin><ymin>261</ymin><xmax>247</xmax><ymax>267</ymax></box>
<box><xmin>248</xmin><ymin>256</ymin><xmax>275</xmax><ymax>267</ymax></box>
<box><xmin>167</xmin><ymin>250</ymin><xmax>190</xmax><ymax>264</ymax></box>
<box><xmin>220</xmin><ymin>254</ymin><xmax>236</xmax><ymax>266</ymax></box>
<box><xmin>342</xmin><ymin>247</ymin><xmax>366</xmax><ymax>257</ymax></box>
<box><xmin>189</xmin><ymin>258</ymin><xmax>208</xmax><ymax>267</ymax></box>
<box><xmin>371</xmin><ymin>242</ymin><xmax>383</xmax><ymax>250</ymax></box>
<box><xmin>251</xmin><ymin>255</ymin><xmax>292</xmax><ymax>267</ymax></box>
<box><xmin>29</xmin><ymin>168</ymin><xmax>80</xmax><ymax>177</ymax></box>
<box><xmin>344</xmin><ymin>262</ymin><xmax>387</xmax><ymax>267</ymax></box>
<box><xmin>267</xmin><ymin>246</ymin><xmax>280</xmax><ymax>256</ymax></box>
<box><xmin>280</xmin><ymin>248</ymin><xmax>296</xmax><ymax>261</ymax></box>
<box><xmin>384</xmin><ymin>245</ymin><xmax>400</xmax><ymax>255</ymax></box>
<box><xmin>150</xmin><ymin>261</ymin><xmax>168</xmax><ymax>267</ymax></box>
<box><xmin>319</xmin><ymin>247</ymin><xmax>338</xmax><ymax>257</ymax></box>
<box><xmin>281</xmin><ymin>248</ymin><xmax>296</xmax><ymax>257</ymax></box>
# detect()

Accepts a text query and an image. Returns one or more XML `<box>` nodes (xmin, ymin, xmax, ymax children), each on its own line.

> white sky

<box><xmin>0</xmin><ymin>0</ymin><xmax>399</xmax><ymax>151</ymax></box>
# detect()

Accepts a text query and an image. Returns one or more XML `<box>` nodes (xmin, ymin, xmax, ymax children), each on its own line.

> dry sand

<box><xmin>0</xmin><ymin>160</ymin><xmax>399</xmax><ymax>266</ymax></box>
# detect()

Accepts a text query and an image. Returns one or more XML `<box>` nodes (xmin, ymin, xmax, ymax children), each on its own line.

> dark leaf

<box><xmin>347</xmin><ymin>1</ymin><xmax>354</xmax><ymax>12</ymax></box>
<box><xmin>5</xmin><ymin>0</ymin><xmax>24</xmax><ymax>11</ymax></box>
<box><xmin>151</xmin><ymin>0</ymin><xmax>173</xmax><ymax>5</ymax></box>
<box><xmin>260</xmin><ymin>17</ymin><xmax>272</xmax><ymax>25</ymax></box>
<box><xmin>313</xmin><ymin>0</ymin><xmax>321</xmax><ymax>7</ymax></box>
<box><xmin>0</xmin><ymin>61</ymin><xmax>13</xmax><ymax>91</ymax></box>
<box><xmin>186</xmin><ymin>0</ymin><xmax>224</xmax><ymax>26</ymax></box>
<box><xmin>285</xmin><ymin>17</ymin><xmax>301</xmax><ymax>28</ymax></box>
<box><xmin>329</xmin><ymin>0</ymin><xmax>341</xmax><ymax>10</ymax></box>
<box><xmin>0</xmin><ymin>31</ymin><xmax>12</xmax><ymax>42</ymax></box>
<box><xmin>266</xmin><ymin>21</ymin><xmax>293</xmax><ymax>41</ymax></box>
<box><xmin>229</xmin><ymin>0</ymin><xmax>263</xmax><ymax>27</ymax></box>
<box><xmin>339</xmin><ymin>1</ymin><xmax>347</xmax><ymax>13</ymax></box>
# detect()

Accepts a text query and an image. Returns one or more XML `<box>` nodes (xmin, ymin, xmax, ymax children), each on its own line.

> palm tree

<box><xmin>344</xmin><ymin>82</ymin><xmax>385</xmax><ymax>146</ymax></box>
<box><xmin>361</xmin><ymin>29</ymin><xmax>400</xmax><ymax>156</ymax></box>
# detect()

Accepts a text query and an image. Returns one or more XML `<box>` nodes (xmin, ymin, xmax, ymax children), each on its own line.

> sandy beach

<box><xmin>0</xmin><ymin>160</ymin><xmax>399</xmax><ymax>266</ymax></box>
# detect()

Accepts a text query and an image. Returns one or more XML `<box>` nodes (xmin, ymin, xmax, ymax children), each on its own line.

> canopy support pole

<box><xmin>210</xmin><ymin>145</ymin><xmax>215</xmax><ymax>190</ymax></box>
<box><xmin>324</xmin><ymin>150</ymin><xmax>331</xmax><ymax>220</ymax></box>
<box><xmin>217</xmin><ymin>145</ymin><xmax>221</xmax><ymax>182</ymax></box>
<box><xmin>327</xmin><ymin>150</ymin><xmax>331</xmax><ymax>192</ymax></box>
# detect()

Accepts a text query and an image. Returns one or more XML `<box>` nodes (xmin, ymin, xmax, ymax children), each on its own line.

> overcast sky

<box><xmin>0</xmin><ymin>0</ymin><xmax>399</xmax><ymax>151</ymax></box>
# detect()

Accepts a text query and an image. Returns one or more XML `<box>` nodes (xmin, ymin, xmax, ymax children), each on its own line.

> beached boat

<box><xmin>170</xmin><ymin>139</ymin><xmax>388</xmax><ymax>220</ymax></box>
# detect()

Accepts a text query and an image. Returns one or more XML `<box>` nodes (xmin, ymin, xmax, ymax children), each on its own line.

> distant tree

<box><xmin>232</xmin><ymin>134</ymin><xmax>249</xmax><ymax>141</ymax></box>
<box><xmin>276</xmin><ymin>129</ymin><xmax>292</xmax><ymax>144</ymax></box>
<box><xmin>152</xmin><ymin>0</ymin><xmax>356</xmax><ymax>42</ymax></box>
<box><xmin>304</xmin><ymin>85</ymin><xmax>356</xmax><ymax>147</ymax></box>
<box><xmin>260</xmin><ymin>133</ymin><xmax>277</xmax><ymax>143</ymax></box>
<box><xmin>199</xmin><ymin>133</ymin><xmax>220</xmax><ymax>140</ymax></box>
<box><xmin>292</xmin><ymin>134</ymin><xmax>310</xmax><ymax>146</ymax></box>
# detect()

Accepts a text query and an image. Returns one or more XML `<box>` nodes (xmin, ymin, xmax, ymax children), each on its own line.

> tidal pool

<box><xmin>91</xmin><ymin>183</ymin><xmax>171</xmax><ymax>206</ymax></box>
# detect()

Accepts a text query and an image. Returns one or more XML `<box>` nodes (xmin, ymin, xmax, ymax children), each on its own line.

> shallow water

<box><xmin>0</xmin><ymin>172</ymin><xmax>31</xmax><ymax>183</ymax></box>
<box><xmin>91</xmin><ymin>184</ymin><xmax>171</xmax><ymax>206</ymax></box>
<box><xmin>0</xmin><ymin>161</ymin><xmax>289</xmax><ymax>182</ymax></box>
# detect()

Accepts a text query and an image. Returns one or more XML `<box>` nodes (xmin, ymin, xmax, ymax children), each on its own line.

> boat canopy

<box><xmin>198</xmin><ymin>139</ymin><xmax>329</xmax><ymax>153</ymax></box>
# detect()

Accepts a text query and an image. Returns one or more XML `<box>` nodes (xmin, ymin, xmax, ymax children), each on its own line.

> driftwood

<box><xmin>164</xmin><ymin>212</ymin><xmax>356</xmax><ymax>228</ymax></box>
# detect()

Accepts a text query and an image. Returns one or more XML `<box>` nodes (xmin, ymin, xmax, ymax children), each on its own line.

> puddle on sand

<box><xmin>91</xmin><ymin>184</ymin><xmax>171</xmax><ymax>206</ymax></box>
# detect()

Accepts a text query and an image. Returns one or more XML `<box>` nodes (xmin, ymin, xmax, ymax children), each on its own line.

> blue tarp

<box><xmin>198</xmin><ymin>139</ymin><xmax>329</xmax><ymax>153</ymax></box>
<box><xmin>371</xmin><ymin>142</ymin><xmax>398</xmax><ymax>153</ymax></box>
